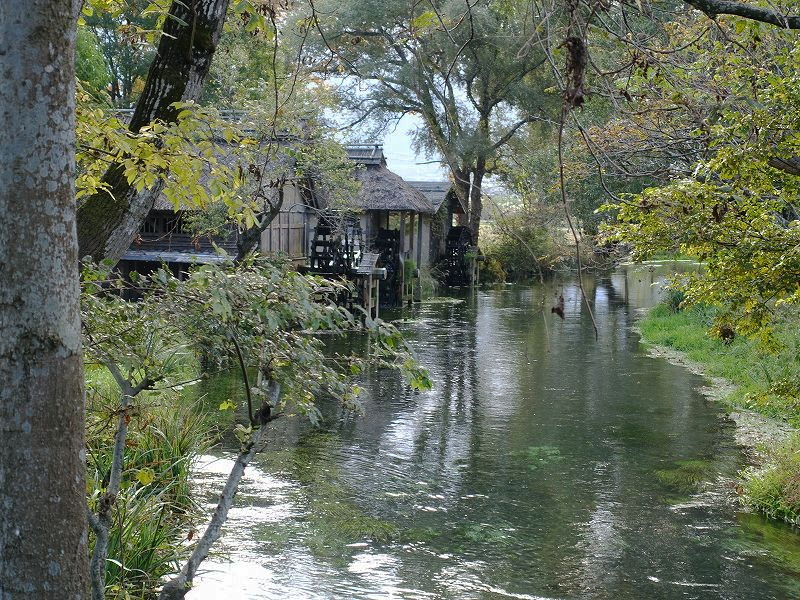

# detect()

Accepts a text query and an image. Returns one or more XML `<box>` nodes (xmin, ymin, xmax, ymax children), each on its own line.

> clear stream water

<box><xmin>187</xmin><ymin>267</ymin><xmax>800</xmax><ymax>600</ymax></box>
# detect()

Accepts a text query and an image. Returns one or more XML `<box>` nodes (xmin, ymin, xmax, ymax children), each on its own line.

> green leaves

<box><xmin>83</xmin><ymin>257</ymin><xmax>430</xmax><ymax>434</ymax></box>
<box><xmin>219</xmin><ymin>400</ymin><xmax>236</xmax><ymax>411</ymax></box>
<box><xmin>600</xmin><ymin>19</ymin><xmax>800</xmax><ymax>336</ymax></box>
<box><xmin>135</xmin><ymin>467</ymin><xmax>156</xmax><ymax>486</ymax></box>
<box><xmin>409</xmin><ymin>10</ymin><xmax>437</xmax><ymax>31</ymax></box>
<box><xmin>76</xmin><ymin>100</ymin><xmax>247</xmax><ymax>213</ymax></box>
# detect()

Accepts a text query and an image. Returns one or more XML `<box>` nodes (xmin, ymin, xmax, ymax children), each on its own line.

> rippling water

<box><xmin>188</xmin><ymin>274</ymin><xmax>800</xmax><ymax>600</ymax></box>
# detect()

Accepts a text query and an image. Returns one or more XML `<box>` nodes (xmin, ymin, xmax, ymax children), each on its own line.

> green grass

<box><xmin>639</xmin><ymin>302</ymin><xmax>800</xmax><ymax>523</ymax></box>
<box><xmin>640</xmin><ymin>303</ymin><xmax>800</xmax><ymax>425</ymax></box>
<box><xmin>740</xmin><ymin>435</ymin><xmax>800</xmax><ymax>525</ymax></box>
<box><xmin>85</xmin><ymin>364</ymin><xmax>214</xmax><ymax>599</ymax></box>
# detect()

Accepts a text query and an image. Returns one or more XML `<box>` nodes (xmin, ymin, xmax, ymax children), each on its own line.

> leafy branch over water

<box><xmin>81</xmin><ymin>257</ymin><xmax>430</xmax><ymax>599</ymax></box>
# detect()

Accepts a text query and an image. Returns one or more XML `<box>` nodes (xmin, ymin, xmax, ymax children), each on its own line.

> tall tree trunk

<box><xmin>0</xmin><ymin>2</ymin><xmax>88</xmax><ymax>598</ymax></box>
<box><xmin>236</xmin><ymin>182</ymin><xmax>288</xmax><ymax>261</ymax></box>
<box><xmin>468</xmin><ymin>165</ymin><xmax>486</xmax><ymax>247</ymax></box>
<box><xmin>76</xmin><ymin>0</ymin><xmax>231</xmax><ymax>265</ymax></box>
<box><xmin>452</xmin><ymin>167</ymin><xmax>471</xmax><ymax>228</ymax></box>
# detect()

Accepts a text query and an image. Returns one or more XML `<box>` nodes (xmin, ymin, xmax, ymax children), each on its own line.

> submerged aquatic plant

<box><xmin>655</xmin><ymin>459</ymin><xmax>716</xmax><ymax>495</ymax></box>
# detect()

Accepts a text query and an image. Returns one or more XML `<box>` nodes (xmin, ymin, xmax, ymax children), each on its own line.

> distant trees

<box><xmin>307</xmin><ymin>0</ymin><xmax>561</xmax><ymax>244</ymax></box>
<box><xmin>0</xmin><ymin>1</ymin><xmax>88</xmax><ymax>596</ymax></box>
<box><xmin>81</xmin><ymin>0</ymin><xmax>157</xmax><ymax>106</ymax></box>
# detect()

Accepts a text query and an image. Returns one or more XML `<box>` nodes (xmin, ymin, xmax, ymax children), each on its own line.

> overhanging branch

<box><xmin>683</xmin><ymin>0</ymin><xmax>800</xmax><ymax>28</ymax></box>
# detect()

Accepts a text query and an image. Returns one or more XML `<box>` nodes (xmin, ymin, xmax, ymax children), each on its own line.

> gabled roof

<box><xmin>406</xmin><ymin>181</ymin><xmax>452</xmax><ymax>212</ymax></box>
<box><xmin>346</xmin><ymin>144</ymin><xmax>386</xmax><ymax>166</ymax></box>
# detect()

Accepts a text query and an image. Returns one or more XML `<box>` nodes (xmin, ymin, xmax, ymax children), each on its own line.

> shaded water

<box><xmin>188</xmin><ymin>274</ymin><xmax>800</xmax><ymax>600</ymax></box>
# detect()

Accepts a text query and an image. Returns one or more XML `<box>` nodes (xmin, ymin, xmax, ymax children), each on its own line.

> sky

<box><xmin>367</xmin><ymin>114</ymin><xmax>448</xmax><ymax>182</ymax></box>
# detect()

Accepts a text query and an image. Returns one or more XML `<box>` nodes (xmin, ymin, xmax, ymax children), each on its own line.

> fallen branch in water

<box><xmin>159</xmin><ymin>379</ymin><xmax>281</xmax><ymax>600</ymax></box>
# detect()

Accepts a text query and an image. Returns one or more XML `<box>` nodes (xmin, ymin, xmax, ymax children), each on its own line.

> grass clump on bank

<box><xmin>741</xmin><ymin>435</ymin><xmax>800</xmax><ymax>525</ymax></box>
<box><xmin>639</xmin><ymin>301</ymin><xmax>800</xmax><ymax>524</ymax></box>
<box><xmin>85</xmin><ymin>364</ymin><xmax>213</xmax><ymax>599</ymax></box>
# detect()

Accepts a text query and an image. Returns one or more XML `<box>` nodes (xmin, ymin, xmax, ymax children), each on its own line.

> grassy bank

<box><xmin>639</xmin><ymin>302</ymin><xmax>800</xmax><ymax>524</ymax></box>
<box><xmin>85</xmin><ymin>363</ymin><xmax>214</xmax><ymax>599</ymax></box>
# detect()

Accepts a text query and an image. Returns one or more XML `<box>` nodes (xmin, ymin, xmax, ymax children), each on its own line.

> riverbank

<box><xmin>638</xmin><ymin>302</ymin><xmax>800</xmax><ymax>524</ymax></box>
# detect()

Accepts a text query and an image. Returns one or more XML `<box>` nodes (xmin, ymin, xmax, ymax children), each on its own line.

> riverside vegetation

<box><xmin>640</xmin><ymin>295</ymin><xmax>800</xmax><ymax>524</ymax></box>
<box><xmin>81</xmin><ymin>258</ymin><xmax>429</xmax><ymax>599</ymax></box>
<box><xmin>4</xmin><ymin>0</ymin><xmax>800</xmax><ymax>597</ymax></box>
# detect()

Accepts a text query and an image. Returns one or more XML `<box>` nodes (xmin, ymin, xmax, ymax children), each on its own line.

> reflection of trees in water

<box><xmin>609</xmin><ymin>262</ymin><xmax>702</xmax><ymax>310</ymax></box>
<box><xmin>213</xmin><ymin>281</ymin><xmax>780</xmax><ymax>599</ymax></box>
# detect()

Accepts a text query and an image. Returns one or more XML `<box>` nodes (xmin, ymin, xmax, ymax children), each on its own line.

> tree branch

<box><xmin>159</xmin><ymin>381</ymin><xmax>282</xmax><ymax>600</ymax></box>
<box><xmin>683</xmin><ymin>0</ymin><xmax>800</xmax><ymax>28</ymax></box>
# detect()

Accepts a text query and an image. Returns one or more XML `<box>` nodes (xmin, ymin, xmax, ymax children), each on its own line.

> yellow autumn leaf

<box><xmin>136</xmin><ymin>468</ymin><xmax>155</xmax><ymax>486</ymax></box>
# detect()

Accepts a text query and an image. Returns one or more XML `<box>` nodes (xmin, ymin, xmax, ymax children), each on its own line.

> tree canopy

<box><xmin>306</xmin><ymin>0</ymin><xmax>562</xmax><ymax>242</ymax></box>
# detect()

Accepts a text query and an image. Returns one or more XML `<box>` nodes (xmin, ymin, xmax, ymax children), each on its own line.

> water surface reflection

<box><xmin>188</xmin><ymin>277</ymin><xmax>799</xmax><ymax>600</ymax></box>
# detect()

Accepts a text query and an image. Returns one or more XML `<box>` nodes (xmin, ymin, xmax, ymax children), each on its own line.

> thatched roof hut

<box><xmin>346</xmin><ymin>145</ymin><xmax>434</xmax><ymax>214</ymax></box>
<box><xmin>352</xmin><ymin>167</ymin><xmax>435</xmax><ymax>214</ymax></box>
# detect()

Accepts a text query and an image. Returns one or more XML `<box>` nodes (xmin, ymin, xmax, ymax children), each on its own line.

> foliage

<box><xmin>417</xmin><ymin>265</ymin><xmax>441</xmax><ymax>298</ymax></box>
<box><xmin>76</xmin><ymin>96</ymin><xmax>249</xmax><ymax>212</ymax></box>
<box><xmin>640</xmin><ymin>301</ymin><xmax>800</xmax><ymax>422</ymax></box>
<box><xmin>80</xmin><ymin>0</ymin><xmax>159</xmax><ymax>106</ymax></box>
<box><xmin>479</xmin><ymin>194</ymin><xmax>574</xmax><ymax>280</ymax></box>
<box><xmin>81</xmin><ymin>256</ymin><xmax>429</xmax><ymax>597</ymax></box>
<box><xmin>741</xmin><ymin>434</ymin><xmax>800</xmax><ymax>525</ymax></box>
<box><xmin>77</xmin><ymin>27</ymin><xmax>113</xmax><ymax>100</ymax></box>
<box><xmin>599</xmin><ymin>17</ymin><xmax>800</xmax><ymax>336</ymax></box>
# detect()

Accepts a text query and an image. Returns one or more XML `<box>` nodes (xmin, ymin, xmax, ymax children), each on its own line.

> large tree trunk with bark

<box><xmin>467</xmin><ymin>162</ymin><xmax>486</xmax><ymax>247</ymax></box>
<box><xmin>0</xmin><ymin>2</ymin><xmax>88</xmax><ymax>597</ymax></box>
<box><xmin>452</xmin><ymin>167</ymin><xmax>471</xmax><ymax>228</ymax></box>
<box><xmin>76</xmin><ymin>0</ymin><xmax>231</xmax><ymax>265</ymax></box>
<box><xmin>451</xmin><ymin>166</ymin><xmax>486</xmax><ymax>246</ymax></box>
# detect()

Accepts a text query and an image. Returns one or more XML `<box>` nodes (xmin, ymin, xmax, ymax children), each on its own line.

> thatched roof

<box><xmin>351</xmin><ymin>166</ymin><xmax>435</xmax><ymax>214</ymax></box>
<box><xmin>150</xmin><ymin>142</ymin><xmax>305</xmax><ymax>211</ymax></box>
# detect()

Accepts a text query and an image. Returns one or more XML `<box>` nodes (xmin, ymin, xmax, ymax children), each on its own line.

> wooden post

<box><xmin>416</xmin><ymin>213</ymin><xmax>423</xmax><ymax>267</ymax></box>
<box><xmin>374</xmin><ymin>276</ymin><xmax>380</xmax><ymax>319</ymax></box>
<box><xmin>399</xmin><ymin>212</ymin><xmax>406</xmax><ymax>303</ymax></box>
<box><xmin>409</xmin><ymin>210</ymin><xmax>414</xmax><ymax>254</ymax></box>
<box><xmin>399</xmin><ymin>212</ymin><xmax>406</xmax><ymax>256</ymax></box>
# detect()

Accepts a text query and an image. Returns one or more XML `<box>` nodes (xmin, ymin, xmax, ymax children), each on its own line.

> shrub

<box><xmin>741</xmin><ymin>435</ymin><xmax>800</xmax><ymax>524</ymax></box>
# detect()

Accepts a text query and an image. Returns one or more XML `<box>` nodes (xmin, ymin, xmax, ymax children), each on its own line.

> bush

<box><xmin>663</xmin><ymin>288</ymin><xmax>686</xmax><ymax>313</ymax></box>
<box><xmin>480</xmin><ymin>255</ymin><xmax>507</xmax><ymax>283</ymax></box>
<box><xmin>481</xmin><ymin>220</ymin><xmax>553</xmax><ymax>281</ymax></box>
<box><xmin>741</xmin><ymin>435</ymin><xmax>800</xmax><ymax>524</ymax></box>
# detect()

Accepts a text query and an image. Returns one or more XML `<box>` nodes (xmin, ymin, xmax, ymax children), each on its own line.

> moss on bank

<box><xmin>639</xmin><ymin>303</ymin><xmax>800</xmax><ymax>525</ymax></box>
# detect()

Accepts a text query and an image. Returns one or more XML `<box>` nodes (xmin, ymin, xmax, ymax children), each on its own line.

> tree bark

<box><xmin>467</xmin><ymin>167</ymin><xmax>485</xmax><ymax>247</ymax></box>
<box><xmin>452</xmin><ymin>167</ymin><xmax>471</xmax><ymax>228</ymax></box>
<box><xmin>76</xmin><ymin>0</ymin><xmax>231</xmax><ymax>265</ymax></box>
<box><xmin>236</xmin><ymin>187</ymin><xmax>284</xmax><ymax>261</ymax></box>
<box><xmin>683</xmin><ymin>0</ymin><xmax>800</xmax><ymax>29</ymax></box>
<box><xmin>0</xmin><ymin>2</ymin><xmax>88</xmax><ymax>598</ymax></box>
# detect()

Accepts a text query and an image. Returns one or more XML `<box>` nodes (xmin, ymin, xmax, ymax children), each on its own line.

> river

<box><xmin>187</xmin><ymin>268</ymin><xmax>800</xmax><ymax>600</ymax></box>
